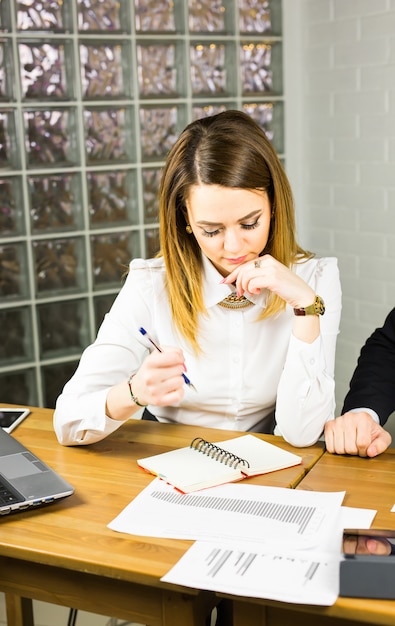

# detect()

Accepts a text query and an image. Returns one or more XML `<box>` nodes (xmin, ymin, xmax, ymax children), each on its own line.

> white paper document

<box><xmin>341</xmin><ymin>505</ymin><xmax>376</xmax><ymax>529</ymax></box>
<box><xmin>108</xmin><ymin>480</ymin><xmax>378</xmax><ymax>606</ymax></box>
<box><xmin>161</xmin><ymin>539</ymin><xmax>342</xmax><ymax>606</ymax></box>
<box><xmin>108</xmin><ymin>478</ymin><xmax>345</xmax><ymax>549</ymax></box>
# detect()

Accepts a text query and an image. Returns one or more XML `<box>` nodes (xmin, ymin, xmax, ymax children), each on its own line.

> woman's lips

<box><xmin>226</xmin><ymin>256</ymin><xmax>247</xmax><ymax>264</ymax></box>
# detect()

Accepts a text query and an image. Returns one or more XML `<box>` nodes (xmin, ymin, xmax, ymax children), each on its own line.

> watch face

<box><xmin>315</xmin><ymin>297</ymin><xmax>325</xmax><ymax>315</ymax></box>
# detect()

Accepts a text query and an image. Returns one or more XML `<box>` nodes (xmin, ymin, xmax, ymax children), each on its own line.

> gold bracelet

<box><xmin>127</xmin><ymin>374</ymin><xmax>147</xmax><ymax>407</ymax></box>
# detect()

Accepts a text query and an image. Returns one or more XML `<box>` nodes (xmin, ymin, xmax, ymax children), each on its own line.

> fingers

<box><xmin>366</xmin><ymin>427</ymin><xmax>392</xmax><ymax>458</ymax></box>
<box><xmin>134</xmin><ymin>348</ymin><xmax>186</xmax><ymax>406</ymax></box>
<box><xmin>223</xmin><ymin>255</ymin><xmax>315</xmax><ymax>307</ymax></box>
<box><xmin>224</xmin><ymin>255</ymin><xmax>287</xmax><ymax>299</ymax></box>
<box><xmin>224</xmin><ymin>256</ymin><xmax>265</xmax><ymax>296</ymax></box>
<box><xmin>365</xmin><ymin>537</ymin><xmax>392</xmax><ymax>555</ymax></box>
<box><xmin>223</xmin><ymin>258</ymin><xmax>257</xmax><ymax>285</ymax></box>
<box><xmin>324</xmin><ymin>412</ymin><xmax>391</xmax><ymax>458</ymax></box>
<box><xmin>325</xmin><ymin>412</ymin><xmax>370</xmax><ymax>456</ymax></box>
<box><xmin>324</xmin><ymin>417</ymin><xmax>363</xmax><ymax>456</ymax></box>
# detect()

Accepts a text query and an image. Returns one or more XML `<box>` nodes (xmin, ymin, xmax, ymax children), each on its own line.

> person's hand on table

<box><xmin>324</xmin><ymin>411</ymin><xmax>392</xmax><ymax>458</ymax></box>
<box><xmin>343</xmin><ymin>533</ymin><xmax>393</xmax><ymax>556</ymax></box>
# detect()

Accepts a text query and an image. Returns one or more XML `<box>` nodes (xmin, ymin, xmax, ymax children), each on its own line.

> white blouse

<box><xmin>54</xmin><ymin>254</ymin><xmax>342</xmax><ymax>447</ymax></box>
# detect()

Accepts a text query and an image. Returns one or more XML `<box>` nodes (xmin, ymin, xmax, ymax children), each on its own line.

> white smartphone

<box><xmin>0</xmin><ymin>408</ymin><xmax>31</xmax><ymax>433</ymax></box>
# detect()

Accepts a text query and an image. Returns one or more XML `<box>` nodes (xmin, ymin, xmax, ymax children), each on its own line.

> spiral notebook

<box><xmin>137</xmin><ymin>434</ymin><xmax>302</xmax><ymax>493</ymax></box>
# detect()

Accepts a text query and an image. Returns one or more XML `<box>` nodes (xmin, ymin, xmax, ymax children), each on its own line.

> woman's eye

<box><xmin>201</xmin><ymin>218</ymin><xmax>260</xmax><ymax>237</ymax></box>
<box><xmin>203</xmin><ymin>228</ymin><xmax>220</xmax><ymax>237</ymax></box>
<box><xmin>241</xmin><ymin>219</ymin><xmax>260</xmax><ymax>230</ymax></box>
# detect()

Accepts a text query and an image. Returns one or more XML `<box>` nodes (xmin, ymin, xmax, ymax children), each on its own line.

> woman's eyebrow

<box><xmin>196</xmin><ymin>209</ymin><xmax>262</xmax><ymax>226</ymax></box>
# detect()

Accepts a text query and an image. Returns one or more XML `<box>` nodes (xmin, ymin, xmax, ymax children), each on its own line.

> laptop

<box><xmin>0</xmin><ymin>427</ymin><xmax>74</xmax><ymax>516</ymax></box>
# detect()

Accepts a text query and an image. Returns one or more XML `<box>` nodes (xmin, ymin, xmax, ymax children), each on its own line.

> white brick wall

<box><xmin>284</xmin><ymin>0</ymin><xmax>395</xmax><ymax>438</ymax></box>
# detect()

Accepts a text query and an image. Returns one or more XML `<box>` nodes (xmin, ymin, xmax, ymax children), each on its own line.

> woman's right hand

<box><xmin>130</xmin><ymin>347</ymin><xmax>187</xmax><ymax>407</ymax></box>
<box><xmin>105</xmin><ymin>347</ymin><xmax>186</xmax><ymax>421</ymax></box>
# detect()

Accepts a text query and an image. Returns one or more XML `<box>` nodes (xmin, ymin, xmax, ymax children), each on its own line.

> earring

<box><xmin>186</xmin><ymin>224</ymin><xmax>193</xmax><ymax>234</ymax></box>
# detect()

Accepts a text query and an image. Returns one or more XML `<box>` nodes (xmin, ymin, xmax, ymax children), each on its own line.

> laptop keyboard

<box><xmin>0</xmin><ymin>476</ymin><xmax>22</xmax><ymax>506</ymax></box>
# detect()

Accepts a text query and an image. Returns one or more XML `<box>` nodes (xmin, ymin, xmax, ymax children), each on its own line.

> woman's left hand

<box><xmin>223</xmin><ymin>254</ymin><xmax>315</xmax><ymax>309</ymax></box>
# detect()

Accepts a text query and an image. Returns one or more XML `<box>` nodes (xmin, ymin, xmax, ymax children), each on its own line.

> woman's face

<box><xmin>186</xmin><ymin>184</ymin><xmax>272</xmax><ymax>277</ymax></box>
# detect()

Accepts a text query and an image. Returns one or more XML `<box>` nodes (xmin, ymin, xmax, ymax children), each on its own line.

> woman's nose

<box><xmin>223</xmin><ymin>229</ymin><xmax>242</xmax><ymax>253</ymax></box>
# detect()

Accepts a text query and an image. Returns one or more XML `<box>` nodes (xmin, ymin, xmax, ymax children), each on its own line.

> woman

<box><xmin>54</xmin><ymin>110</ymin><xmax>341</xmax><ymax>446</ymax></box>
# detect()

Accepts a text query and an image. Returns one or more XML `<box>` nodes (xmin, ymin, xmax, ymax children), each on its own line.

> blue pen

<box><xmin>139</xmin><ymin>327</ymin><xmax>197</xmax><ymax>392</ymax></box>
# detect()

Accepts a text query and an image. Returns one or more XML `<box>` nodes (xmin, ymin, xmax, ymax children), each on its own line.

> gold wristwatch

<box><xmin>293</xmin><ymin>295</ymin><xmax>325</xmax><ymax>316</ymax></box>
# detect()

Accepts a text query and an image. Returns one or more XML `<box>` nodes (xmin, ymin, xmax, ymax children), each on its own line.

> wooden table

<box><xmin>229</xmin><ymin>449</ymin><xmax>395</xmax><ymax>626</ymax></box>
<box><xmin>0</xmin><ymin>404</ymin><xmax>324</xmax><ymax>626</ymax></box>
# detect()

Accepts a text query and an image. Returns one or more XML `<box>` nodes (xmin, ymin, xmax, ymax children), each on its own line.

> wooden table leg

<box><xmin>162</xmin><ymin>590</ymin><xmax>217</xmax><ymax>626</ymax></box>
<box><xmin>5</xmin><ymin>594</ymin><xmax>34</xmax><ymax>626</ymax></box>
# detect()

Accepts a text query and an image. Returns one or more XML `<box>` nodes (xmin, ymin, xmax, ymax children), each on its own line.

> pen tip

<box><xmin>139</xmin><ymin>327</ymin><xmax>147</xmax><ymax>335</ymax></box>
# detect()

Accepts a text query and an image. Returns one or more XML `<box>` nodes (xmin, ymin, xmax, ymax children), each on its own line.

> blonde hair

<box><xmin>158</xmin><ymin>110</ymin><xmax>312</xmax><ymax>352</ymax></box>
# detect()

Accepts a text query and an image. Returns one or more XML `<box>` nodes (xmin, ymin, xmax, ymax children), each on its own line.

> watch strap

<box><xmin>294</xmin><ymin>295</ymin><xmax>325</xmax><ymax>316</ymax></box>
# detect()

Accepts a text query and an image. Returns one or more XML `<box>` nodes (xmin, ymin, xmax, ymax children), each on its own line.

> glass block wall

<box><xmin>0</xmin><ymin>0</ymin><xmax>283</xmax><ymax>408</ymax></box>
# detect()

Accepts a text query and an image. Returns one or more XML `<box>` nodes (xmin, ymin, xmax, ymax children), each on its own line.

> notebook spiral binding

<box><xmin>190</xmin><ymin>437</ymin><xmax>250</xmax><ymax>469</ymax></box>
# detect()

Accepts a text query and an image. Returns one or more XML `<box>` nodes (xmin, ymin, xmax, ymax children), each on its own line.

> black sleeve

<box><xmin>342</xmin><ymin>308</ymin><xmax>395</xmax><ymax>425</ymax></box>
